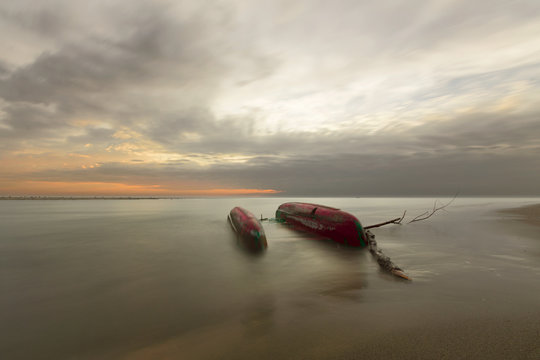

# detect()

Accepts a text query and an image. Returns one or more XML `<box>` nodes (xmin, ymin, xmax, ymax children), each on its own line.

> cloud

<box><xmin>0</xmin><ymin>0</ymin><xmax>267</xmax><ymax>144</ymax></box>
<box><xmin>0</xmin><ymin>0</ymin><xmax>539</xmax><ymax>195</ymax></box>
<box><xmin>7</xmin><ymin>106</ymin><xmax>539</xmax><ymax>196</ymax></box>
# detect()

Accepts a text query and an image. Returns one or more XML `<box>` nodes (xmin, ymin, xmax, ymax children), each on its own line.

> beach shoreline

<box><xmin>498</xmin><ymin>203</ymin><xmax>540</xmax><ymax>227</ymax></box>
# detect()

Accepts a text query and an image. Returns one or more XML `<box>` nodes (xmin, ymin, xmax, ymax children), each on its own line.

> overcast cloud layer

<box><xmin>1</xmin><ymin>0</ymin><xmax>539</xmax><ymax>196</ymax></box>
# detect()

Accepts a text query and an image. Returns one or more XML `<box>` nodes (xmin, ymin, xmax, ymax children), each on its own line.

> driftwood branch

<box><xmin>366</xmin><ymin>230</ymin><xmax>410</xmax><ymax>280</ymax></box>
<box><xmin>365</xmin><ymin>193</ymin><xmax>458</xmax><ymax>229</ymax></box>
<box><xmin>407</xmin><ymin>194</ymin><xmax>457</xmax><ymax>224</ymax></box>
<box><xmin>365</xmin><ymin>210</ymin><xmax>406</xmax><ymax>229</ymax></box>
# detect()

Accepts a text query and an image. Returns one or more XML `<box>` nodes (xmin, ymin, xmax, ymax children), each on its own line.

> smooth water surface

<box><xmin>1</xmin><ymin>198</ymin><xmax>540</xmax><ymax>359</ymax></box>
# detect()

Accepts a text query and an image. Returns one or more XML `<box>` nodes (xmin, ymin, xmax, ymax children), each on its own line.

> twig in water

<box><xmin>365</xmin><ymin>193</ymin><xmax>458</xmax><ymax>229</ymax></box>
<box><xmin>407</xmin><ymin>194</ymin><xmax>457</xmax><ymax>224</ymax></box>
<box><xmin>365</xmin><ymin>210</ymin><xmax>406</xmax><ymax>229</ymax></box>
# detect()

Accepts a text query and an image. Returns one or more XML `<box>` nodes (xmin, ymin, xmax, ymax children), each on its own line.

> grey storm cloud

<box><xmin>22</xmin><ymin>107</ymin><xmax>540</xmax><ymax>196</ymax></box>
<box><xmin>24</xmin><ymin>147</ymin><xmax>540</xmax><ymax>196</ymax></box>
<box><xmin>1</xmin><ymin>5</ymin><xmax>226</xmax><ymax>100</ymax></box>
<box><xmin>1</xmin><ymin>0</ymin><xmax>540</xmax><ymax>195</ymax></box>
<box><xmin>0</xmin><ymin>0</ymin><xmax>280</xmax><ymax>151</ymax></box>
<box><xmin>0</xmin><ymin>1</ymin><xmax>248</xmax><ymax>131</ymax></box>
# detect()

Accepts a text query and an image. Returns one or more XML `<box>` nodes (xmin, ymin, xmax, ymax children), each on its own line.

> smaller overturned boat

<box><xmin>228</xmin><ymin>207</ymin><xmax>268</xmax><ymax>251</ymax></box>
<box><xmin>275</xmin><ymin>202</ymin><xmax>368</xmax><ymax>247</ymax></box>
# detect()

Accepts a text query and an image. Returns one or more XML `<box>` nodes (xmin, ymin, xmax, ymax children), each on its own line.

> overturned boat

<box><xmin>276</xmin><ymin>202</ymin><xmax>410</xmax><ymax>279</ymax></box>
<box><xmin>275</xmin><ymin>202</ymin><xmax>368</xmax><ymax>247</ymax></box>
<box><xmin>228</xmin><ymin>207</ymin><xmax>268</xmax><ymax>251</ymax></box>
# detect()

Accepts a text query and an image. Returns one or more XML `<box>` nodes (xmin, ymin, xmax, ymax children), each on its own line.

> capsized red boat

<box><xmin>228</xmin><ymin>207</ymin><xmax>268</xmax><ymax>251</ymax></box>
<box><xmin>275</xmin><ymin>202</ymin><xmax>368</xmax><ymax>247</ymax></box>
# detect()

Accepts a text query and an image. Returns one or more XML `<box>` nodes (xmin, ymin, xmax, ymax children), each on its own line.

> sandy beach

<box><xmin>118</xmin><ymin>313</ymin><xmax>540</xmax><ymax>360</ymax></box>
<box><xmin>499</xmin><ymin>203</ymin><xmax>540</xmax><ymax>227</ymax></box>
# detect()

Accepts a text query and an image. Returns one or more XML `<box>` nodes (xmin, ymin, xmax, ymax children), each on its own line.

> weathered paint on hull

<box><xmin>276</xmin><ymin>202</ymin><xmax>368</xmax><ymax>247</ymax></box>
<box><xmin>228</xmin><ymin>207</ymin><xmax>268</xmax><ymax>251</ymax></box>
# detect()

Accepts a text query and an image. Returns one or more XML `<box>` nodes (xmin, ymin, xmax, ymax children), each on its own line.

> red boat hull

<box><xmin>276</xmin><ymin>202</ymin><xmax>368</xmax><ymax>247</ymax></box>
<box><xmin>228</xmin><ymin>207</ymin><xmax>268</xmax><ymax>251</ymax></box>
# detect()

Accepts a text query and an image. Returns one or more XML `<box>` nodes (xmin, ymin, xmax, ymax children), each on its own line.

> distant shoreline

<box><xmin>0</xmin><ymin>196</ymin><xmax>161</xmax><ymax>200</ymax></box>
<box><xmin>2</xmin><ymin>195</ymin><xmax>540</xmax><ymax>200</ymax></box>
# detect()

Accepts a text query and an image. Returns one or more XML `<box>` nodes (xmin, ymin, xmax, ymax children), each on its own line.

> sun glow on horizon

<box><xmin>0</xmin><ymin>180</ymin><xmax>282</xmax><ymax>196</ymax></box>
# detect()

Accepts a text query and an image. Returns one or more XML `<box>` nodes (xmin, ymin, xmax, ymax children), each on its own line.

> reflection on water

<box><xmin>316</xmin><ymin>274</ymin><xmax>366</xmax><ymax>300</ymax></box>
<box><xmin>1</xmin><ymin>197</ymin><xmax>540</xmax><ymax>359</ymax></box>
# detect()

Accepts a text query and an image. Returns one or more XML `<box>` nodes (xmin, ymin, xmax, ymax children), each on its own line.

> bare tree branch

<box><xmin>365</xmin><ymin>210</ymin><xmax>406</xmax><ymax>229</ymax></box>
<box><xmin>407</xmin><ymin>194</ymin><xmax>458</xmax><ymax>224</ymax></box>
<box><xmin>364</xmin><ymin>193</ymin><xmax>458</xmax><ymax>229</ymax></box>
<box><xmin>407</xmin><ymin>211</ymin><xmax>429</xmax><ymax>223</ymax></box>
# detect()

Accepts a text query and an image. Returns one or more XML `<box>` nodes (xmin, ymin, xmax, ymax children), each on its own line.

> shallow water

<box><xmin>1</xmin><ymin>197</ymin><xmax>539</xmax><ymax>359</ymax></box>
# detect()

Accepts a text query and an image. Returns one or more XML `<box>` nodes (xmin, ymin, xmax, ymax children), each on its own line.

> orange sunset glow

<box><xmin>0</xmin><ymin>180</ymin><xmax>281</xmax><ymax>196</ymax></box>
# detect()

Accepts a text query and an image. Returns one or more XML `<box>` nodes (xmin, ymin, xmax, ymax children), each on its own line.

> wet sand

<box><xmin>115</xmin><ymin>312</ymin><xmax>540</xmax><ymax>360</ymax></box>
<box><xmin>499</xmin><ymin>203</ymin><xmax>540</xmax><ymax>227</ymax></box>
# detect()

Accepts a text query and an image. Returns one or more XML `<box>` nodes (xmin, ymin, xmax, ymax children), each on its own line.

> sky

<box><xmin>0</xmin><ymin>0</ymin><xmax>539</xmax><ymax>196</ymax></box>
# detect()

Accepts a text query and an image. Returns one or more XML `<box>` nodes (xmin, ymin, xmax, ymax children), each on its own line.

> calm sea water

<box><xmin>1</xmin><ymin>197</ymin><xmax>540</xmax><ymax>359</ymax></box>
